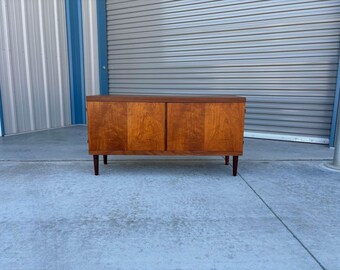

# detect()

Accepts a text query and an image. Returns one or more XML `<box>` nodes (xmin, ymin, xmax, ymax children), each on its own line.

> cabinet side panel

<box><xmin>167</xmin><ymin>103</ymin><xmax>205</xmax><ymax>151</ymax></box>
<box><xmin>204</xmin><ymin>103</ymin><xmax>245</xmax><ymax>152</ymax></box>
<box><xmin>87</xmin><ymin>101</ymin><xmax>127</xmax><ymax>152</ymax></box>
<box><xmin>127</xmin><ymin>102</ymin><xmax>165</xmax><ymax>150</ymax></box>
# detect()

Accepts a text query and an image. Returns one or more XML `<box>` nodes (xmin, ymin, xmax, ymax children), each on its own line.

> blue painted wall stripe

<box><xmin>0</xmin><ymin>87</ymin><xmax>5</xmax><ymax>136</ymax></box>
<box><xmin>65</xmin><ymin>0</ymin><xmax>86</xmax><ymax>124</ymax></box>
<box><xmin>330</xmin><ymin>50</ymin><xmax>340</xmax><ymax>147</ymax></box>
<box><xmin>97</xmin><ymin>0</ymin><xmax>109</xmax><ymax>95</ymax></box>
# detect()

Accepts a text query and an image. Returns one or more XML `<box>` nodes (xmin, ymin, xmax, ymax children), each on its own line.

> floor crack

<box><xmin>237</xmin><ymin>171</ymin><xmax>326</xmax><ymax>270</ymax></box>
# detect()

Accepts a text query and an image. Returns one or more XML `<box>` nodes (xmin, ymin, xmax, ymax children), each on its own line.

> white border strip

<box><xmin>0</xmin><ymin>116</ymin><xmax>2</xmax><ymax>136</ymax></box>
<box><xmin>244</xmin><ymin>131</ymin><xmax>329</xmax><ymax>144</ymax></box>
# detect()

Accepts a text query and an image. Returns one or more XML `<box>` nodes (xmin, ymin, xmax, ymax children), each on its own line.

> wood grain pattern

<box><xmin>167</xmin><ymin>103</ymin><xmax>205</xmax><ymax>151</ymax></box>
<box><xmin>87</xmin><ymin>95</ymin><xmax>245</xmax><ymax>103</ymax></box>
<box><xmin>127</xmin><ymin>102</ymin><xmax>165</xmax><ymax>150</ymax></box>
<box><xmin>204</xmin><ymin>103</ymin><xmax>245</xmax><ymax>151</ymax></box>
<box><xmin>167</xmin><ymin>103</ymin><xmax>245</xmax><ymax>152</ymax></box>
<box><xmin>87</xmin><ymin>102</ymin><xmax>127</xmax><ymax>152</ymax></box>
<box><xmin>87</xmin><ymin>101</ymin><xmax>166</xmax><ymax>153</ymax></box>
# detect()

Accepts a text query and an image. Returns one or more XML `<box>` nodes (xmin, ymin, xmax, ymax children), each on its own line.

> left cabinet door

<box><xmin>87</xmin><ymin>102</ymin><xmax>165</xmax><ymax>153</ymax></box>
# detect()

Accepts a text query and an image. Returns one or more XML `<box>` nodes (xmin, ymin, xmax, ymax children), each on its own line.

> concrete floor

<box><xmin>0</xmin><ymin>126</ymin><xmax>339</xmax><ymax>270</ymax></box>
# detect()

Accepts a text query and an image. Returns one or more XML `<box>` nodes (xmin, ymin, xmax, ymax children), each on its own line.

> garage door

<box><xmin>106</xmin><ymin>0</ymin><xmax>340</xmax><ymax>144</ymax></box>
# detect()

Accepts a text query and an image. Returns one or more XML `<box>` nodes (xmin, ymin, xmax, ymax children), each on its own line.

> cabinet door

<box><xmin>167</xmin><ymin>103</ymin><xmax>245</xmax><ymax>152</ymax></box>
<box><xmin>87</xmin><ymin>102</ymin><xmax>165</xmax><ymax>152</ymax></box>
<box><xmin>127</xmin><ymin>102</ymin><xmax>165</xmax><ymax>150</ymax></box>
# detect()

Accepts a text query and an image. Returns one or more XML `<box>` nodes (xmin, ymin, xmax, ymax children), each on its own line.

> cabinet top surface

<box><xmin>86</xmin><ymin>95</ymin><xmax>246</xmax><ymax>103</ymax></box>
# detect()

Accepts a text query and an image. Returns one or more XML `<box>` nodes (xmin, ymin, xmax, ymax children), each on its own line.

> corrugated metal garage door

<box><xmin>0</xmin><ymin>0</ymin><xmax>71</xmax><ymax>135</ymax></box>
<box><xmin>106</xmin><ymin>0</ymin><xmax>340</xmax><ymax>144</ymax></box>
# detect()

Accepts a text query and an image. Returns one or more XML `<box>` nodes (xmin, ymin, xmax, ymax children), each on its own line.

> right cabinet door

<box><xmin>167</xmin><ymin>103</ymin><xmax>245</xmax><ymax>153</ymax></box>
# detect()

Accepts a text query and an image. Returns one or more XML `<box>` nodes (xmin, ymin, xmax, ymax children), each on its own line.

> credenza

<box><xmin>86</xmin><ymin>95</ymin><xmax>246</xmax><ymax>176</ymax></box>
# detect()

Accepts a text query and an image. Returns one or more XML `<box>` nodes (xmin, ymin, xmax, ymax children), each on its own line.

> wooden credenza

<box><xmin>87</xmin><ymin>95</ymin><xmax>246</xmax><ymax>176</ymax></box>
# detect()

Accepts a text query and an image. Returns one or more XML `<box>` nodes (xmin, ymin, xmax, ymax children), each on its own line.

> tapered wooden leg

<box><xmin>233</xmin><ymin>156</ymin><xmax>238</xmax><ymax>176</ymax></box>
<box><xmin>225</xmin><ymin>156</ymin><xmax>229</xmax><ymax>165</ymax></box>
<box><xmin>93</xmin><ymin>155</ymin><xmax>99</xmax><ymax>175</ymax></box>
<box><xmin>103</xmin><ymin>155</ymin><xmax>108</xmax><ymax>165</ymax></box>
